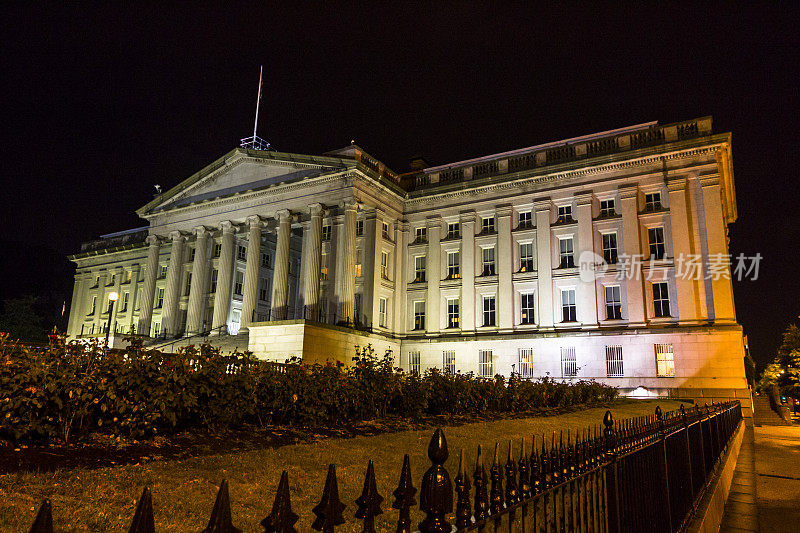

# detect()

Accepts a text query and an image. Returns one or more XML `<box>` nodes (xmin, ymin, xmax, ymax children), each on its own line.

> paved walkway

<box><xmin>720</xmin><ymin>422</ymin><xmax>800</xmax><ymax>533</ymax></box>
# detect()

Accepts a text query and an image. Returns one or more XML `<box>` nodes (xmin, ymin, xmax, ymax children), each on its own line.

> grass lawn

<box><xmin>0</xmin><ymin>399</ymin><xmax>682</xmax><ymax>532</ymax></box>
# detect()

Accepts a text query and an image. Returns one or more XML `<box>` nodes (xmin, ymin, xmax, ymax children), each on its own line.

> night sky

<box><xmin>1</xmin><ymin>3</ymin><xmax>797</xmax><ymax>369</ymax></box>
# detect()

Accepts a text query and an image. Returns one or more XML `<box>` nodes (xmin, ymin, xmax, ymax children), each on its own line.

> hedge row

<box><xmin>0</xmin><ymin>335</ymin><xmax>617</xmax><ymax>443</ymax></box>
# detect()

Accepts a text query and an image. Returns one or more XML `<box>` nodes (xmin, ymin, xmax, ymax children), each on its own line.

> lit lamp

<box><xmin>104</xmin><ymin>291</ymin><xmax>119</xmax><ymax>350</ymax></box>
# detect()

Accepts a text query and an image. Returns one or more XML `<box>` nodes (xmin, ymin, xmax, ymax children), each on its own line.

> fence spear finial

<box><xmin>355</xmin><ymin>460</ymin><xmax>383</xmax><ymax>533</ymax></box>
<box><xmin>128</xmin><ymin>487</ymin><xmax>155</xmax><ymax>533</ymax></box>
<box><xmin>505</xmin><ymin>440</ymin><xmax>519</xmax><ymax>504</ymax></box>
<box><xmin>312</xmin><ymin>464</ymin><xmax>346</xmax><ymax>532</ymax></box>
<box><xmin>455</xmin><ymin>449</ymin><xmax>472</xmax><ymax>528</ymax></box>
<box><xmin>203</xmin><ymin>480</ymin><xmax>242</xmax><ymax>533</ymax></box>
<box><xmin>261</xmin><ymin>471</ymin><xmax>299</xmax><ymax>533</ymax></box>
<box><xmin>29</xmin><ymin>499</ymin><xmax>53</xmax><ymax>533</ymax></box>
<box><xmin>489</xmin><ymin>442</ymin><xmax>504</xmax><ymax>514</ymax></box>
<box><xmin>419</xmin><ymin>429</ymin><xmax>452</xmax><ymax>533</ymax></box>
<box><xmin>518</xmin><ymin>437</ymin><xmax>531</xmax><ymax>499</ymax></box>
<box><xmin>392</xmin><ymin>454</ymin><xmax>417</xmax><ymax>533</ymax></box>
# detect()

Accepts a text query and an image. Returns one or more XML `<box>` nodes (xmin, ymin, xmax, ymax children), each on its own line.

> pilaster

<box><xmin>426</xmin><ymin>215</ymin><xmax>442</xmax><ymax>333</ymax></box>
<box><xmin>128</xmin><ymin>264</ymin><xmax>140</xmax><ymax>332</ymax></box>
<box><xmin>460</xmin><ymin>210</ymin><xmax>477</xmax><ymax>332</ymax></box>
<box><xmin>619</xmin><ymin>185</ymin><xmax>646</xmax><ymax>326</ymax></box>
<box><xmin>575</xmin><ymin>192</ymin><xmax>598</xmax><ymax>328</ymax></box>
<box><xmin>668</xmin><ymin>177</ymin><xmax>706</xmax><ymax>324</ymax></box>
<box><xmin>393</xmin><ymin>221</ymin><xmax>408</xmax><ymax>334</ymax></box>
<box><xmin>496</xmin><ymin>204</ymin><xmax>514</xmax><ymax>331</ymax></box>
<box><xmin>701</xmin><ymin>175</ymin><xmax>736</xmax><ymax>323</ymax></box>
<box><xmin>534</xmin><ymin>199</ymin><xmax>554</xmax><ymax>329</ymax></box>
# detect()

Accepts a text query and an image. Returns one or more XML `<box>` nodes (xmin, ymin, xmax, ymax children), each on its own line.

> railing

<box><xmin>407</xmin><ymin>117</ymin><xmax>712</xmax><ymax>192</ymax></box>
<box><xmin>148</xmin><ymin>324</ymin><xmax>229</xmax><ymax>352</ymax></box>
<box><xmin>27</xmin><ymin>401</ymin><xmax>741</xmax><ymax>532</ymax></box>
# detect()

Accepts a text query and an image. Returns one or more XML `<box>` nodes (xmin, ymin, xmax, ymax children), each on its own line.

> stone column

<box><xmin>426</xmin><ymin>215</ymin><xmax>442</xmax><ymax>333</ymax></box>
<box><xmin>161</xmin><ymin>231</ymin><xmax>186</xmax><ymax>337</ymax></box>
<box><xmin>668</xmin><ymin>177</ymin><xmax>706</xmax><ymax>324</ymax></box>
<box><xmin>128</xmin><ymin>264</ymin><xmax>140</xmax><ymax>332</ymax></box>
<box><xmin>460</xmin><ymin>210</ymin><xmax>476</xmax><ymax>332</ymax></box>
<box><xmin>137</xmin><ymin>235</ymin><xmax>162</xmax><ymax>336</ymax></box>
<box><xmin>270</xmin><ymin>210</ymin><xmax>292</xmax><ymax>320</ymax></box>
<box><xmin>393</xmin><ymin>221</ymin><xmax>408</xmax><ymax>334</ymax></box>
<box><xmin>535</xmin><ymin>200</ymin><xmax>554</xmax><ymax>329</ymax></box>
<box><xmin>211</xmin><ymin>221</ymin><xmax>236</xmax><ymax>333</ymax></box>
<box><xmin>185</xmin><ymin>226</ymin><xmax>210</xmax><ymax>335</ymax></box>
<box><xmin>302</xmin><ymin>203</ymin><xmax>324</xmax><ymax>319</ymax></box>
<box><xmin>575</xmin><ymin>192</ymin><xmax>598</xmax><ymax>328</ymax></box>
<box><xmin>66</xmin><ymin>273</ymin><xmax>84</xmax><ymax>337</ymax></box>
<box><xmin>619</xmin><ymin>185</ymin><xmax>646</xmax><ymax>326</ymax></box>
<box><xmin>496</xmin><ymin>204</ymin><xmax>514</xmax><ymax>330</ymax></box>
<box><xmin>93</xmin><ymin>270</ymin><xmax>108</xmax><ymax>334</ymax></box>
<box><xmin>336</xmin><ymin>202</ymin><xmax>357</xmax><ymax>324</ymax></box>
<box><xmin>362</xmin><ymin>208</ymin><xmax>381</xmax><ymax>327</ymax></box>
<box><xmin>701</xmin><ymin>175</ymin><xmax>736</xmax><ymax>323</ymax></box>
<box><xmin>241</xmin><ymin>216</ymin><xmax>264</xmax><ymax>328</ymax></box>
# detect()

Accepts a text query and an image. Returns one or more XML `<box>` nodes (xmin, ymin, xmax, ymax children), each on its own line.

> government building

<box><xmin>66</xmin><ymin>116</ymin><xmax>749</xmax><ymax>407</ymax></box>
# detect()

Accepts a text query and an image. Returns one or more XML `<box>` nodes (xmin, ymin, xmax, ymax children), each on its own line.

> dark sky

<box><xmin>1</xmin><ymin>3</ymin><xmax>798</xmax><ymax>368</ymax></box>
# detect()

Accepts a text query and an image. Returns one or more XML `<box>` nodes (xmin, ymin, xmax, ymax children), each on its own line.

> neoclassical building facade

<box><xmin>67</xmin><ymin>116</ymin><xmax>748</xmax><ymax>405</ymax></box>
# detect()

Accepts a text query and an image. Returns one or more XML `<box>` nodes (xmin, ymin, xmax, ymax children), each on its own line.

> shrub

<box><xmin>0</xmin><ymin>335</ymin><xmax>618</xmax><ymax>443</ymax></box>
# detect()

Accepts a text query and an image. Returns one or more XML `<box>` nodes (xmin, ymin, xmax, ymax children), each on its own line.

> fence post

<box><xmin>680</xmin><ymin>405</ymin><xmax>695</xmax><ymax>507</ymax></box>
<box><xmin>391</xmin><ymin>454</ymin><xmax>417</xmax><ymax>533</ymax></box>
<box><xmin>603</xmin><ymin>410</ymin><xmax>622</xmax><ymax>533</ymax></box>
<box><xmin>655</xmin><ymin>406</ymin><xmax>674</xmax><ymax>532</ymax></box>
<box><xmin>261</xmin><ymin>471</ymin><xmax>299</xmax><ymax>533</ymax></box>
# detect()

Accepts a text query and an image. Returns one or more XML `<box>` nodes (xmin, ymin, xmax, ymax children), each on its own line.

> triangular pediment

<box><xmin>137</xmin><ymin>148</ymin><xmax>353</xmax><ymax>217</ymax></box>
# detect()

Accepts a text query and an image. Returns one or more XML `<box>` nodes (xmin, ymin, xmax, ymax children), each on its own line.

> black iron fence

<box><xmin>27</xmin><ymin>401</ymin><xmax>741</xmax><ymax>533</ymax></box>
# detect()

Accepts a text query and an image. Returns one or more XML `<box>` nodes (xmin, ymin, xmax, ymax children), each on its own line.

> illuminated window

<box><xmin>602</xmin><ymin>233</ymin><xmax>618</xmax><ymax>264</ymax></box>
<box><xmin>379</xmin><ymin>297</ymin><xmax>387</xmax><ymax>328</ymax></box>
<box><xmin>381</xmin><ymin>251</ymin><xmax>389</xmax><ymax>279</ymax></box>
<box><xmin>233</xmin><ymin>271</ymin><xmax>244</xmax><ymax>296</ymax></box>
<box><xmin>482</xmin><ymin>247</ymin><xmax>496</xmax><ymax>276</ymax></box>
<box><xmin>447</xmin><ymin>298</ymin><xmax>460</xmax><ymax>329</ymax></box>
<box><xmin>481</xmin><ymin>216</ymin><xmax>495</xmax><ymax>234</ymax></box>
<box><xmin>645</xmin><ymin>192</ymin><xmax>662</xmax><ymax>211</ymax></box>
<box><xmin>518</xmin><ymin>211</ymin><xmax>532</xmax><ymax>229</ymax></box>
<box><xmin>413</xmin><ymin>301</ymin><xmax>426</xmax><ymax>330</ymax></box>
<box><xmin>415</xmin><ymin>227</ymin><xmax>427</xmax><ymax>243</ymax></box>
<box><xmin>409</xmin><ymin>351</ymin><xmax>421</xmax><ymax>375</ymax></box>
<box><xmin>648</xmin><ymin>228</ymin><xmax>665</xmax><ymax>260</ymax></box>
<box><xmin>414</xmin><ymin>255</ymin><xmax>426</xmax><ymax>282</ymax></box>
<box><xmin>655</xmin><ymin>344</ymin><xmax>675</xmax><ymax>377</ymax></box>
<box><xmin>561</xmin><ymin>289</ymin><xmax>577</xmax><ymax>322</ymax></box>
<box><xmin>447</xmin><ymin>251</ymin><xmax>460</xmax><ymax>279</ymax></box>
<box><xmin>557</xmin><ymin>205</ymin><xmax>574</xmax><ymax>223</ymax></box>
<box><xmin>606</xmin><ymin>345</ymin><xmax>624</xmax><ymax>377</ymax></box>
<box><xmin>447</xmin><ymin>222</ymin><xmax>460</xmax><ymax>239</ymax></box>
<box><xmin>559</xmin><ymin>237</ymin><xmax>575</xmax><ymax>268</ymax></box>
<box><xmin>520</xmin><ymin>293</ymin><xmax>535</xmax><ymax>324</ymax></box>
<box><xmin>605</xmin><ymin>285</ymin><xmax>622</xmax><ymax>320</ymax></box>
<box><xmin>561</xmin><ymin>347</ymin><xmax>577</xmax><ymax>377</ymax></box>
<box><xmin>322</xmin><ymin>225</ymin><xmax>331</xmax><ymax>241</ymax></box>
<box><xmin>121</xmin><ymin>291</ymin><xmax>129</xmax><ymax>312</ymax></box>
<box><xmin>599</xmin><ymin>199</ymin><xmax>616</xmax><ymax>217</ymax></box>
<box><xmin>125</xmin><ymin>269</ymin><xmax>132</xmax><ymax>282</ymax></box>
<box><xmin>519</xmin><ymin>242</ymin><xmax>534</xmax><ymax>272</ymax></box>
<box><xmin>320</xmin><ymin>253</ymin><xmax>328</xmax><ymax>280</ymax></box>
<box><xmin>518</xmin><ymin>348</ymin><xmax>534</xmax><ymax>378</ymax></box>
<box><xmin>478</xmin><ymin>349</ymin><xmax>493</xmax><ymax>378</ymax></box>
<box><xmin>482</xmin><ymin>295</ymin><xmax>496</xmax><ymax>327</ymax></box>
<box><xmin>443</xmin><ymin>350</ymin><xmax>456</xmax><ymax>373</ymax></box>
<box><xmin>355</xmin><ymin>249</ymin><xmax>362</xmax><ymax>277</ymax></box>
<box><xmin>653</xmin><ymin>282</ymin><xmax>670</xmax><ymax>317</ymax></box>
<box><xmin>382</xmin><ymin>221</ymin><xmax>390</xmax><ymax>239</ymax></box>
<box><xmin>155</xmin><ymin>288</ymin><xmax>164</xmax><ymax>309</ymax></box>
<box><xmin>210</xmin><ymin>269</ymin><xmax>218</xmax><ymax>293</ymax></box>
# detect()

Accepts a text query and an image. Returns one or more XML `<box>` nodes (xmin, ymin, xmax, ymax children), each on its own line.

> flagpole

<box><xmin>253</xmin><ymin>65</ymin><xmax>263</xmax><ymax>139</ymax></box>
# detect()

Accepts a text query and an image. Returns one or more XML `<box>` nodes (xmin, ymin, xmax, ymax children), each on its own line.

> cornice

<box><xmin>405</xmin><ymin>144</ymin><xmax>724</xmax><ymax>208</ymax></box>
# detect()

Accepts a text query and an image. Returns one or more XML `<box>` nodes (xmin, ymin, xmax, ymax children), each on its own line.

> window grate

<box><xmin>655</xmin><ymin>343</ymin><xmax>675</xmax><ymax>377</ymax></box>
<box><xmin>443</xmin><ymin>350</ymin><xmax>456</xmax><ymax>374</ymax></box>
<box><xmin>606</xmin><ymin>345</ymin><xmax>624</xmax><ymax>377</ymax></box>
<box><xmin>478</xmin><ymin>349</ymin><xmax>493</xmax><ymax>378</ymax></box>
<box><xmin>561</xmin><ymin>347</ymin><xmax>577</xmax><ymax>377</ymax></box>
<box><xmin>518</xmin><ymin>348</ymin><xmax>534</xmax><ymax>378</ymax></box>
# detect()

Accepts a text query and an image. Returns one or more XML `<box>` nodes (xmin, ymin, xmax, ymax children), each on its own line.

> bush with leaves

<box><xmin>0</xmin><ymin>335</ymin><xmax>618</xmax><ymax>443</ymax></box>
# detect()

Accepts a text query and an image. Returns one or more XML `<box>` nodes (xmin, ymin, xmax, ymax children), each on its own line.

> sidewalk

<box><xmin>753</xmin><ymin>425</ymin><xmax>800</xmax><ymax>532</ymax></box>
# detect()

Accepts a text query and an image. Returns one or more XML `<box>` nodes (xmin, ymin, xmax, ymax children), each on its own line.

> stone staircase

<box><xmin>151</xmin><ymin>333</ymin><xmax>250</xmax><ymax>355</ymax></box>
<box><xmin>752</xmin><ymin>395</ymin><xmax>792</xmax><ymax>426</ymax></box>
